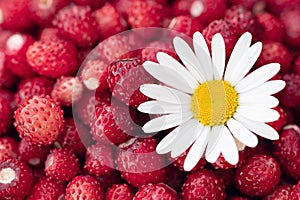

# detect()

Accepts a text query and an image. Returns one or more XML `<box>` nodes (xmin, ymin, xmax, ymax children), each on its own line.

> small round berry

<box><xmin>134</xmin><ymin>183</ymin><xmax>179</xmax><ymax>200</ymax></box>
<box><xmin>106</xmin><ymin>183</ymin><xmax>134</xmax><ymax>200</ymax></box>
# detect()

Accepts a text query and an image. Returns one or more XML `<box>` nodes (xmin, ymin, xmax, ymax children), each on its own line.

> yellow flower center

<box><xmin>191</xmin><ymin>80</ymin><xmax>238</xmax><ymax>126</ymax></box>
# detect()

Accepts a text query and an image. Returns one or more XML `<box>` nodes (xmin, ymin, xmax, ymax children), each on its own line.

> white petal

<box><xmin>228</xmin><ymin>42</ymin><xmax>263</xmax><ymax>86</ymax></box>
<box><xmin>183</xmin><ymin>126</ymin><xmax>210</xmax><ymax>171</ymax></box>
<box><xmin>142</xmin><ymin>111</ymin><xmax>193</xmax><ymax>133</ymax></box>
<box><xmin>205</xmin><ymin>126</ymin><xmax>222</xmax><ymax>163</ymax></box>
<box><xmin>140</xmin><ymin>84</ymin><xmax>191</xmax><ymax>104</ymax></box>
<box><xmin>227</xmin><ymin>118</ymin><xmax>258</xmax><ymax>148</ymax></box>
<box><xmin>238</xmin><ymin>94</ymin><xmax>279</xmax><ymax>108</ymax></box>
<box><xmin>138</xmin><ymin>101</ymin><xmax>190</xmax><ymax>114</ymax></box>
<box><xmin>225</xmin><ymin>32</ymin><xmax>252</xmax><ymax>81</ymax></box>
<box><xmin>234</xmin><ymin>113</ymin><xmax>279</xmax><ymax>140</ymax></box>
<box><xmin>211</xmin><ymin>33</ymin><xmax>226</xmax><ymax>79</ymax></box>
<box><xmin>242</xmin><ymin>80</ymin><xmax>286</xmax><ymax>96</ymax></box>
<box><xmin>235</xmin><ymin>63</ymin><xmax>281</xmax><ymax>93</ymax></box>
<box><xmin>156</xmin><ymin>52</ymin><xmax>199</xmax><ymax>88</ymax></box>
<box><xmin>236</xmin><ymin>106</ymin><xmax>280</xmax><ymax>123</ymax></box>
<box><xmin>220</xmin><ymin>126</ymin><xmax>239</xmax><ymax>165</ymax></box>
<box><xmin>173</xmin><ymin>37</ymin><xmax>206</xmax><ymax>82</ymax></box>
<box><xmin>143</xmin><ymin>61</ymin><xmax>194</xmax><ymax>93</ymax></box>
<box><xmin>193</xmin><ymin>32</ymin><xmax>214</xmax><ymax>81</ymax></box>
<box><xmin>171</xmin><ymin>119</ymin><xmax>201</xmax><ymax>158</ymax></box>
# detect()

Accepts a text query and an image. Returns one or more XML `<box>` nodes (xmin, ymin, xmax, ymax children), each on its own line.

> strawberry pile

<box><xmin>0</xmin><ymin>0</ymin><xmax>300</xmax><ymax>199</ymax></box>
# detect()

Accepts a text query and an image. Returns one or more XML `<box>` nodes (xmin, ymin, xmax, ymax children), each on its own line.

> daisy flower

<box><xmin>137</xmin><ymin>32</ymin><xmax>286</xmax><ymax>171</ymax></box>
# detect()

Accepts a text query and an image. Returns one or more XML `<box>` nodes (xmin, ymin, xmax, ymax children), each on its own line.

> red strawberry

<box><xmin>28</xmin><ymin>0</ymin><xmax>71</xmax><ymax>26</ymax></box>
<box><xmin>84</xmin><ymin>143</ymin><xmax>115</xmax><ymax>176</ymax></box>
<box><xmin>0</xmin><ymin>0</ymin><xmax>34</xmax><ymax>31</ymax></box>
<box><xmin>134</xmin><ymin>183</ymin><xmax>179</xmax><ymax>200</ymax></box>
<box><xmin>81</xmin><ymin>59</ymin><xmax>109</xmax><ymax>91</ymax></box>
<box><xmin>39</xmin><ymin>27</ymin><xmax>60</xmax><ymax>41</ymax></box>
<box><xmin>107</xmin><ymin>58</ymin><xmax>153</xmax><ymax>107</ymax></box>
<box><xmin>26</xmin><ymin>38</ymin><xmax>78</xmax><ymax>78</ymax></box>
<box><xmin>91</xmin><ymin>101</ymin><xmax>133</xmax><ymax>145</ymax></box>
<box><xmin>265</xmin><ymin>0</ymin><xmax>300</xmax><ymax>15</ymax></box>
<box><xmin>267</xmin><ymin>106</ymin><xmax>287</xmax><ymax>131</ymax></box>
<box><xmin>0</xmin><ymin>137</ymin><xmax>18</xmax><ymax>161</ymax></box>
<box><xmin>52</xmin><ymin>5</ymin><xmax>99</xmax><ymax>48</ymax></box>
<box><xmin>94</xmin><ymin>3</ymin><xmax>128</xmax><ymax>40</ymax></box>
<box><xmin>45</xmin><ymin>148</ymin><xmax>80</xmax><ymax>182</ymax></box>
<box><xmin>202</xmin><ymin>19</ymin><xmax>238</xmax><ymax>57</ymax></box>
<box><xmin>5</xmin><ymin>33</ymin><xmax>36</xmax><ymax>78</ymax></box>
<box><xmin>256</xmin><ymin>42</ymin><xmax>292</xmax><ymax>74</ymax></box>
<box><xmin>56</xmin><ymin>118</ymin><xmax>87</xmax><ymax>157</ymax></box>
<box><xmin>0</xmin><ymin>158</ymin><xmax>34</xmax><ymax>199</ymax></box>
<box><xmin>273</xmin><ymin>125</ymin><xmax>300</xmax><ymax>180</ymax></box>
<box><xmin>19</xmin><ymin>139</ymin><xmax>51</xmax><ymax>167</ymax></box>
<box><xmin>0</xmin><ymin>51</ymin><xmax>16</xmax><ymax>88</ymax></box>
<box><xmin>257</xmin><ymin>12</ymin><xmax>285</xmax><ymax>42</ymax></box>
<box><xmin>279</xmin><ymin>73</ymin><xmax>300</xmax><ymax>108</ymax></box>
<box><xmin>27</xmin><ymin>176</ymin><xmax>65</xmax><ymax>200</ymax></box>
<box><xmin>116</xmin><ymin>138</ymin><xmax>167</xmax><ymax>188</ymax></box>
<box><xmin>106</xmin><ymin>183</ymin><xmax>134</xmax><ymax>200</ymax></box>
<box><xmin>0</xmin><ymin>96</ymin><xmax>13</xmax><ymax>136</ymax></box>
<box><xmin>235</xmin><ymin>154</ymin><xmax>281</xmax><ymax>197</ymax></box>
<box><xmin>171</xmin><ymin>150</ymin><xmax>206</xmax><ymax>172</ymax></box>
<box><xmin>171</xmin><ymin>0</ymin><xmax>227</xmax><ymax>25</ymax></box>
<box><xmin>212</xmin><ymin>150</ymin><xmax>247</xmax><ymax>169</ymax></box>
<box><xmin>280</xmin><ymin>9</ymin><xmax>300</xmax><ymax>47</ymax></box>
<box><xmin>291</xmin><ymin>181</ymin><xmax>300</xmax><ymax>200</ymax></box>
<box><xmin>14</xmin><ymin>77</ymin><xmax>54</xmax><ymax>105</ymax></box>
<box><xmin>65</xmin><ymin>175</ymin><xmax>104</xmax><ymax>200</ymax></box>
<box><xmin>14</xmin><ymin>96</ymin><xmax>64</xmax><ymax>145</ymax></box>
<box><xmin>168</xmin><ymin>15</ymin><xmax>204</xmax><ymax>37</ymax></box>
<box><xmin>73</xmin><ymin>0</ymin><xmax>105</xmax><ymax>9</ymax></box>
<box><xmin>263</xmin><ymin>185</ymin><xmax>292</xmax><ymax>200</ymax></box>
<box><xmin>51</xmin><ymin>76</ymin><xmax>83</xmax><ymax>106</ymax></box>
<box><xmin>181</xmin><ymin>169</ymin><xmax>226</xmax><ymax>200</ymax></box>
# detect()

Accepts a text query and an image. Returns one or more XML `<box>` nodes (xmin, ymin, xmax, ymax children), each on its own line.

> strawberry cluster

<box><xmin>0</xmin><ymin>0</ymin><xmax>300</xmax><ymax>199</ymax></box>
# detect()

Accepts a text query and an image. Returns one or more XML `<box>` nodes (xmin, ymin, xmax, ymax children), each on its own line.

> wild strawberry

<box><xmin>14</xmin><ymin>96</ymin><xmax>64</xmax><ymax>145</ymax></box>
<box><xmin>81</xmin><ymin>59</ymin><xmax>109</xmax><ymax>91</ymax></box>
<box><xmin>116</xmin><ymin>138</ymin><xmax>167</xmax><ymax>188</ymax></box>
<box><xmin>73</xmin><ymin>0</ymin><xmax>105</xmax><ymax>9</ymax></box>
<box><xmin>257</xmin><ymin>12</ymin><xmax>285</xmax><ymax>42</ymax></box>
<box><xmin>84</xmin><ymin>143</ymin><xmax>115</xmax><ymax>176</ymax></box>
<box><xmin>45</xmin><ymin>148</ymin><xmax>80</xmax><ymax>182</ymax></box>
<box><xmin>96</xmin><ymin>171</ymin><xmax>123</xmax><ymax>191</ymax></box>
<box><xmin>0</xmin><ymin>159</ymin><xmax>34</xmax><ymax>199</ymax></box>
<box><xmin>26</xmin><ymin>39</ymin><xmax>78</xmax><ymax>78</ymax></box>
<box><xmin>19</xmin><ymin>139</ymin><xmax>50</xmax><ymax>167</ymax></box>
<box><xmin>263</xmin><ymin>185</ymin><xmax>292</xmax><ymax>200</ymax></box>
<box><xmin>106</xmin><ymin>183</ymin><xmax>134</xmax><ymax>200</ymax></box>
<box><xmin>27</xmin><ymin>176</ymin><xmax>65</xmax><ymax>200</ymax></box>
<box><xmin>181</xmin><ymin>169</ymin><xmax>226</xmax><ymax>200</ymax></box>
<box><xmin>128</xmin><ymin>1</ymin><xmax>166</xmax><ymax>28</ymax></box>
<box><xmin>5</xmin><ymin>33</ymin><xmax>36</xmax><ymax>78</ymax></box>
<box><xmin>0</xmin><ymin>0</ymin><xmax>34</xmax><ymax>31</ymax></box>
<box><xmin>291</xmin><ymin>181</ymin><xmax>300</xmax><ymax>200</ymax></box>
<box><xmin>280</xmin><ymin>9</ymin><xmax>300</xmax><ymax>47</ymax></box>
<box><xmin>94</xmin><ymin>3</ymin><xmax>128</xmax><ymax>40</ymax></box>
<box><xmin>235</xmin><ymin>154</ymin><xmax>281</xmax><ymax>197</ymax></box>
<box><xmin>256</xmin><ymin>42</ymin><xmax>292</xmax><ymax>74</ymax></box>
<box><xmin>267</xmin><ymin>106</ymin><xmax>287</xmax><ymax>131</ymax></box>
<box><xmin>51</xmin><ymin>76</ymin><xmax>83</xmax><ymax>106</ymax></box>
<box><xmin>168</xmin><ymin>15</ymin><xmax>204</xmax><ymax>37</ymax></box>
<box><xmin>107</xmin><ymin>58</ymin><xmax>153</xmax><ymax>107</ymax></box>
<box><xmin>91</xmin><ymin>101</ymin><xmax>133</xmax><ymax>145</ymax></box>
<box><xmin>265</xmin><ymin>0</ymin><xmax>300</xmax><ymax>15</ymax></box>
<box><xmin>224</xmin><ymin>6</ymin><xmax>262</xmax><ymax>40</ymax></box>
<box><xmin>0</xmin><ymin>51</ymin><xmax>16</xmax><ymax>88</ymax></box>
<box><xmin>134</xmin><ymin>183</ymin><xmax>179</xmax><ymax>200</ymax></box>
<box><xmin>171</xmin><ymin>0</ymin><xmax>227</xmax><ymax>25</ymax></box>
<box><xmin>0</xmin><ymin>137</ymin><xmax>18</xmax><ymax>161</ymax></box>
<box><xmin>0</xmin><ymin>96</ymin><xmax>13</xmax><ymax>136</ymax></box>
<box><xmin>171</xmin><ymin>150</ymin><xmax>206</xmax><ymax>172</ymax></box>
<box><xmin>28</xmin><ymin>0</ymin><xmax>71</xmax><ymax>26</ymax></box>
<box><xmin>65</xmin><ymin>175</ymin><xmax>104</xmax><ymax>200</ymax></box>
<box><xmin>279</xmin><ymin>73</ymin><xmax>300</xmax><ymax>108</ymax></box>
<box><xmin>273</xmin><ymin>125</ymin><xmax>300</xmax><ymax>180</ymax></box>
<box><xmin>52</xmin><ymin>5</ymin><xmax>99</xmax><ymax>48</ymax></box>
<box><xmin>14</xmin><ymin>77</ymin><xmax>54</xmax><ymax>105</ymax></box>
<box><xmin>39</xmin><ymin>27</ymin><xmax>60</xmax><ymax>41</ymax></box>
<box><xmin>202</xmin><ymin>19</ymin><xmax>237</xmax><ymax>57</ymax></box>
<box><xmin>56</xmin><ymin>118</ymin><xmax>87</xmax><ymax>157</ymax></box>
<box><xmin>213</xmin><ymin>150</ymin><xmax>247</xmax><ymax>169</ymax></box>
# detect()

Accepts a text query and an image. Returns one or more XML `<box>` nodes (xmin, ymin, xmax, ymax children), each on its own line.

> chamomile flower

<box><xmin>137</xmin><ymin>32</ymin><xmax>286</xmax><ymax>171</ymax></box>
